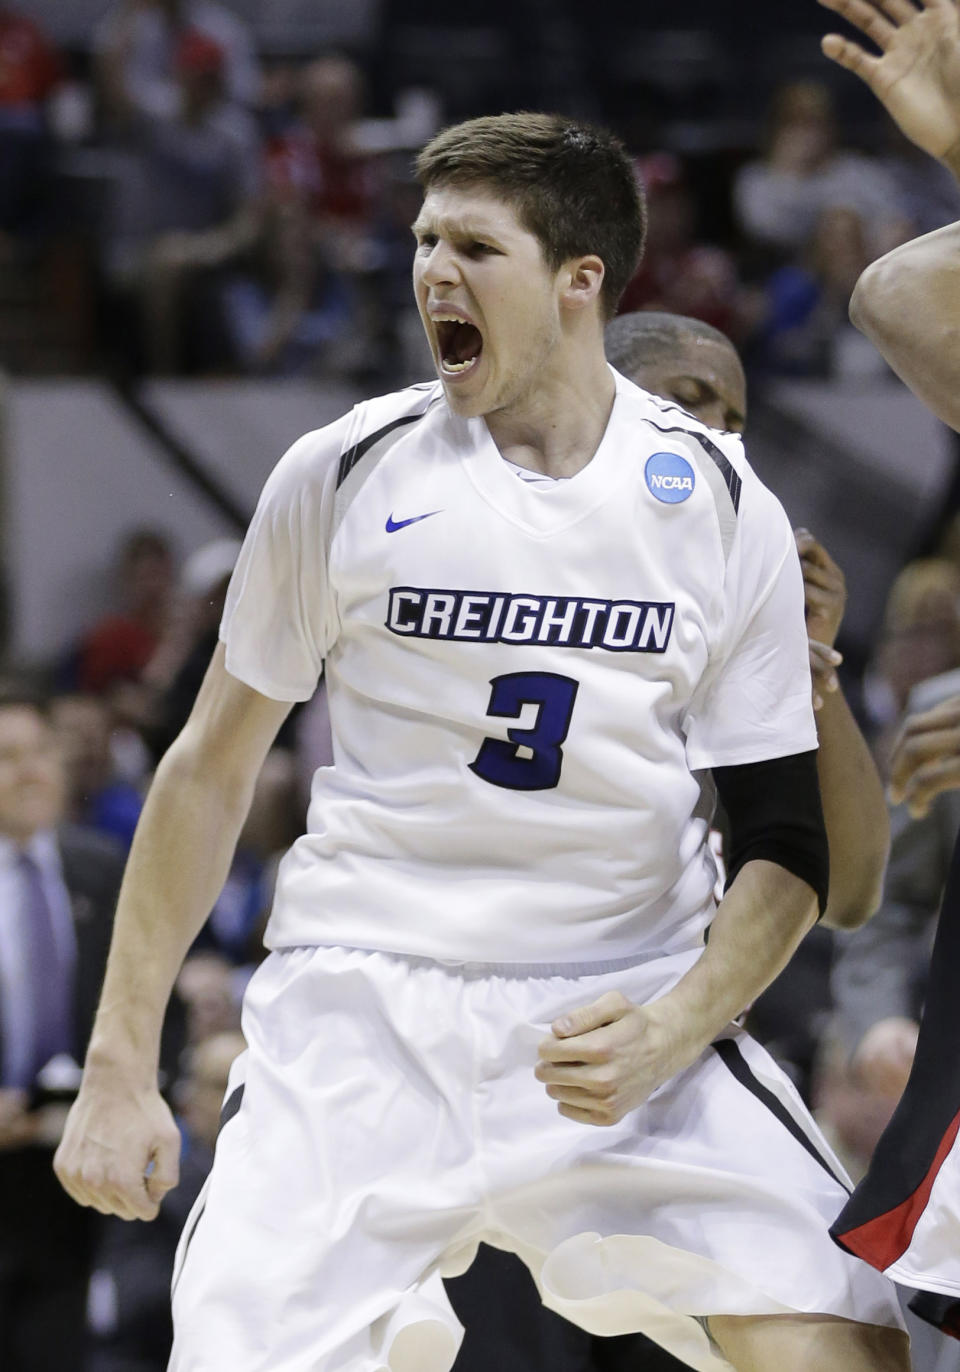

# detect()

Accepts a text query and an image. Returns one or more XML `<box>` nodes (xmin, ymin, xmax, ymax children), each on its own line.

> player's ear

<box><xmin>559</xmin><ymin>254</ymin><xmax>605</xmax><ymax>314</ymax></box>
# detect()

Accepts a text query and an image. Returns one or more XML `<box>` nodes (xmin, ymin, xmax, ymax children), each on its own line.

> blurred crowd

<box><xmin>4</xmin><ymin>1</ymin><xmax>960</xmax><ymax>1369</ymax></box>
<box><xmin>3</xmin><ymin>0</ymin><xmax>960</xmax><ymax>383</ymax></box>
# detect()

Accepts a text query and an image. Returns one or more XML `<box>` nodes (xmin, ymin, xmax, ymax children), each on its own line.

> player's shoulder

<box><xmin>270</xmin><ymin>382</ymin><xmax>444</xmax><ymax>489</ymax></box>
<box><xmin>613</xmin><ymin>369</ymin><xmax>788</xmax><ymax>561</ymax></box>
<box><xmin>614</xmin><ymin>368</ymin><xmax>745</xmax><ymax>465</ymax></box>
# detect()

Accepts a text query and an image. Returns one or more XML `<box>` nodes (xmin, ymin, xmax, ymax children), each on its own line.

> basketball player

<box><xmin>447</xmin><ymin>312</ymin><xmax>891</xmax><ymax>1372</ymax></box>
<box><xmin>53</xmin><ymin>114</ymin><xmax>908</xmax><ymax>1372</ymax></box>
<box><xmin>816</xmin><ymin>0</ymin><xmax>960</xmax><ymax>1333</ymax></box>
<box><xmin>605</xmin><ymin>311</ymin><xmax>889</xmax><ymax>932</ymax></box>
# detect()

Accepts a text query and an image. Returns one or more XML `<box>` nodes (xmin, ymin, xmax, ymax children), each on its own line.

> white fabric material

<box><xmin>219</xmin><ymin>374</ymin><xmax>816</xmax><ymax>966</ymax></box>
<box><xmin>169</xmin><ymin>946</ymin><xmax>904</xmax><ymax>1372</ymax></box>
<box><xmin>883</xmin><ymin>1129</ymin><xmax>960</xmax><ymax>1296</ymax></box>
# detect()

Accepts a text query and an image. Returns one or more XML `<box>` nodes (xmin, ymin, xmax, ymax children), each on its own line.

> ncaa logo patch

<box><xmin>645</xmin><ymin>451</ymin><xmax>696</xmax><ymax>504</ymax></box>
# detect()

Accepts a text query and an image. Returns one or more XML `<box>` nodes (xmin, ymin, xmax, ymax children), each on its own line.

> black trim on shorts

<box><xmin>336</xmin><ymin>411</ymin><xmax>426</xmax><ymax>488</ymax></box>
<box><xmin>712</xmin><ymin>1037</ymin><xmax>850</xmax><ymax>1192</ymax></box>
<box><xmin>171</xmin><ymin>1085</ymin><xmax>246</xmax><ymax>1298</ymax></box>
<box><xmin>219</xmin><ymin>1083</ymin><xmax>245</xmax><ymax>1133</ymax></box>
<box><xmin>171</xmin><ymin>1198</ymin><xmax>207</xmax><ymax>1298</ymax></box>
<box><xmin>908</xmin><ymin>1289</ymin><xmax>960</xmax><ymax>1340</ymax></box>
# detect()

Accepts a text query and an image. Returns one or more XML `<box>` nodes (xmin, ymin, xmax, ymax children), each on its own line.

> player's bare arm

<box><xmin>537</xmin><ymin>860</ymin><xmax>817</xmax><ymax>1126</ymax></box>
<box><xmin>54</xmin><ymin>644</ymin><xmax>291</xmax><ymax>1222</ymax></box>
<box><xmin>821</xmin><ymin>0</ymin><xmax>960</xmax><ymax>430</ymax></box>
<box><xmin>797</xmin><ymin>529</ymin><xmax>889</xmax><ymax>927</ymax></box>
<box><xmin>887</xmin><ymin>692</ymin><xmax>960</xmax><ymax>816</ymax></box>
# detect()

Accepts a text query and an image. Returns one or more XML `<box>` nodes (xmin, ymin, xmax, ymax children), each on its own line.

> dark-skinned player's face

<box><xmin>628</xmin><ymin>337</ymin><xmax>747</xmax><ymax>434</ymax></box>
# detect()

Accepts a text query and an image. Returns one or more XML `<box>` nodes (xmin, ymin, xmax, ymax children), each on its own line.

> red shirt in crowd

<box><xmin>266</xmin><ymin>129</ymin><xmax>379</xmax><ymax>226</ymax></box>
<box><xmin>0</xmin><ymin>9</ymin><xmax>60</xmax><ymax>109</ymax></box>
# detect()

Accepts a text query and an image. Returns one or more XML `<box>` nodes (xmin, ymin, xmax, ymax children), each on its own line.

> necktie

<box><xmin>13</xmin><ymin>852</ymin><xmax>74</xmax><ymax>1088</ymax></box>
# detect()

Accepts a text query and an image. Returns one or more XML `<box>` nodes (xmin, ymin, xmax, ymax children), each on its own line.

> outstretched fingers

<box><xmin>876</xmin><ymin>0</ymin><xmax>922</xmax><ymax>23</ymax></box>
<box><xmin>819</xmin><ymin>0</ymin><xmax>898</xmax><ymax>47</ymax></box>
<box><xmin>821</xmin><ymin>32</ymin><xmax>882</xmax><ymax>80</ymax></box>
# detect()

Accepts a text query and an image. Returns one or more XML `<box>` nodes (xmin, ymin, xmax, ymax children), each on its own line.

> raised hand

<box><xmin>820</xmin><ymin>0</ymin><xmax>960</xmax><ymax>165</ymax></box>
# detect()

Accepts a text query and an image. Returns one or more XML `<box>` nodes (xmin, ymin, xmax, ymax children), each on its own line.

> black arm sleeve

<box><xmin>712</xmin><ymin>749</ymin><xmax>829</xmax><ymax>917</ymax></box>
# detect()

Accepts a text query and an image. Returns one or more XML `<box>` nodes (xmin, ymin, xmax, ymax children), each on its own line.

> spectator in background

<box><xmin>754</xmin><ymin>204</ymin><xmax>887</xmax><ymax>379</ymax></box>
<box><xmin>617</xmin><ymin>154</ymin><xmax>756</xmax><ymax>344</ymax></box>
<box><xmin>147</xmin><ymin>537</ymin><xmax>240</xmax><ymax>761</ymax></box>
<box><xmin>74</xmin><ymin>527</ymin><xmax>175</xmax><ymax>708</ymax></box>
<box><xmin>99</xmin><ymin>26</ymin><xmax>261</xmax><ymax>373</ymax></box>
<box><xmin>49</xmin><ymin>693</ymin><xmax>143</xmax><ymax>851</ymax></box>
<box><xmin>188</xmin><ymin>747</ymin><xmax>301</xmax><ymax>974</ymax></box>
<box><xmin>265</xmin><ymin>56</ymin><xmax>379</xmax><ymax>252</ymax></box>
<box><xmin>94</xmin><ymin>0</ymin><xmax>259</xmax><ymax>116</ymax></box>
<box><xmin>0</xmin><ymin>686</ymin><xmax>125</xmax><ymax>1371</ymax></box>
<box><xmin>0</xmin><ymin>5</ymin><xmax>61</xmax><ymax>254</ymax></box>
<box><xmin>88</xmin><ymin>1030</ymin><xmax>246</xmax><ymax>1372</ymax></box>
<box><xmin>734</xmin><ymin>80</ymin><xmax>905</xmax><ymax>264</ymax></box>
<box><xmin>175</xmin><ymin>953</ymin><xmax>241</xmax><ymax>1047</ymax></box>
<box><xmin>232</xmin><ymin>55</ymin><xmax>385</xmax><ymax>376</ymax></box>
<box><xmin>864</xmin><ymin>558</ymin><xmax>960</xmax><ymax>777</ymax></box>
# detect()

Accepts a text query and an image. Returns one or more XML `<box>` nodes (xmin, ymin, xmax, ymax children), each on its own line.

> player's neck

<box><xmin>485</xmin><ymin>350</ymin><xmax>615</xmax><ymax>480</ymax></box>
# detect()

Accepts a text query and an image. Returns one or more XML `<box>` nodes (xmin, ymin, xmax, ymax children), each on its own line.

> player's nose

<box><xmin>417</xmin><ymin>241</ymin><xmax>461</xmax><ymax>289</ymax></box>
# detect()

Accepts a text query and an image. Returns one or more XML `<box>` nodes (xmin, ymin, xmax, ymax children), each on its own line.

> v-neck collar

<box><xmin>458</xmin><ymin>369</ymin><xmax>632</xmax><ymax>538</ymax></box>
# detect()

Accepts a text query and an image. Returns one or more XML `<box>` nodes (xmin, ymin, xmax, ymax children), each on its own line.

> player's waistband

<box><xmin>290</xmin><ymin>941</ymin><xmax>702</xmax><ymax>981</ymax></box>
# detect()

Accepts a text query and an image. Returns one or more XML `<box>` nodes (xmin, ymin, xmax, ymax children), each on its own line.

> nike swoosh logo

<box><xmin>385</xmin><ymin>510</ymin><xmax>442</xmax><ymax>532</ymax></box>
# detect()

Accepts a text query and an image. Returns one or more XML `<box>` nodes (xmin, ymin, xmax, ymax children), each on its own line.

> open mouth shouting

<box><xmin>433</xmin><ymin>311</ymin><xmax>484</xmax><ymax>377</ymax></box>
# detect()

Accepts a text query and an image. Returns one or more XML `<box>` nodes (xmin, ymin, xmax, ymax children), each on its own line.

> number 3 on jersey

<box><xmin>469</xmin><ymin>672</ymin><xmax>579</xmax><ymax>791</ymax></box>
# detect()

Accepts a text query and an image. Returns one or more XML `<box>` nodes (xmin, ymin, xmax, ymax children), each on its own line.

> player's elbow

<box><xmin>820</xmin><ymin>862</ymin><xmax>887</xmax><ymax>933</ymax></box>
<box><xmin>849</xmin><ymin>254</ymin><xmax>900</xmax><ymax>342</ymax></box>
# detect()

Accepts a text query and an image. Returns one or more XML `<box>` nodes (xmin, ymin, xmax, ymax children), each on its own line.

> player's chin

<box><xmin>438</xmin><ymin>363</ymin><xmax>491</xmax><ymax>416</ymax></box>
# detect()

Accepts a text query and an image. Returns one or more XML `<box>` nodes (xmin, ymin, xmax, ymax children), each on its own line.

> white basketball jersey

<box><xmin>220</xmin><ymin>370</ymin><xmax>816</xmax><ymax>964</ymax></box>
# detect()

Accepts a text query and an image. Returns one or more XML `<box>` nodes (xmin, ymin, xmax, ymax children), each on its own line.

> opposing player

<box><xmin>53</xmin><ymin>114</ymin><xmax>908</xmax><ymax>1372</ymax></box>
<box><xmin>819</xmin><ymin>0</ymin><xmax>960</xmax><ymax>1332</ymax></box>
<box><xmin>605</xmin><ymin>310</ymin><xmax>889</xmax><ymax>933</ymax></box>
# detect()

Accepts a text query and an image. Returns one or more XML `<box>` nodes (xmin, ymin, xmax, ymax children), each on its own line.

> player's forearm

<box><xmin>850</xmin><ymin>221</ymin><xmax>960</xmax><ymax>432</ymax></box>
<box><xmin>815</xmin><ymin>688</ymin><xmax>889</xmax><ymax>930</ymax></box>
<box><xmin>84</xmin><ymin>738</ymin><xmax>254</xmax><ymax>1084</ymax></box>
<box><xmin>655</xmin><ymin>860</ymin><xmax>818</xmax><ymax>1059</ymax></box>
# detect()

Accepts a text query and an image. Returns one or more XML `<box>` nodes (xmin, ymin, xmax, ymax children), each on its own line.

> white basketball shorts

<box><xmin>168</xmin><ymin>943</ymin><xmax>905</xmax><ymax>1372</ymax></box>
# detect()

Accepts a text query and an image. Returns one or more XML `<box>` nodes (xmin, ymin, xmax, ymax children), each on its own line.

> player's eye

<box><xmin>466</xmin><ymin>242</ymin><xmax>497</xmax><ymax>256</ymax></box>
<box><xmin>414</xmin><ymin>232</ymin><xmax>438</xmax><ymax>250</ymax></box>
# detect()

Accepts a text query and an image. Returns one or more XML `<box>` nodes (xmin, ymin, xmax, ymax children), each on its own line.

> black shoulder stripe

<box><xmin>694</xmin><ymin>431</ymin><xmax>741</xmax><ymax>514</ymax></box>
<box><xmin>646</xmin><ymin>420</ymin><xmax>742</xmax><ymax>514</ymax></box>
<box><xmin>337</xmin><ymin>410</ymin><xmax>428</xmax><ymax>489</ymax></box>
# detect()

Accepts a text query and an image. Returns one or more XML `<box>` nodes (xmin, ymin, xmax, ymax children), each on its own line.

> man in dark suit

<box><xmin>0</xmin><ymin>685</ymin><xmax>176</xmax><ymax>1372</ymax></box>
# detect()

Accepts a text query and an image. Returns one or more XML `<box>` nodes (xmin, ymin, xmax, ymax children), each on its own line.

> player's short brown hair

<box><xmin>415</xmin><ymin>112</ymin><xmax>646</xmax><ymax>320</ymax></box>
